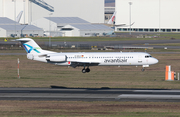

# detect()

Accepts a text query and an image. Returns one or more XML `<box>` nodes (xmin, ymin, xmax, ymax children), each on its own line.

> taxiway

<box><xmin>1</xmin><ymin>87</ymin><xmax>180</xmax><ymax>102</ymax></box>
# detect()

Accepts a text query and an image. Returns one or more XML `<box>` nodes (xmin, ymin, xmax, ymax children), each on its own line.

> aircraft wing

<box><xmin>114</xmin><ymin>24</ymin><xmax>126</xmax><ymax>27</ymax></box>
<box><xmin>69</xmin><ymin>60</ymin><xmax>100</xmax><ymax>68</ymax></box>
<box><xmin>115</xmin><ymin>22</ymin><xmax>135</xmax><ymax>27</ymax></box>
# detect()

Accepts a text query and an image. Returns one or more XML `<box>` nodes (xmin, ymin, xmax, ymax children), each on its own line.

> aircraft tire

<box><xmin>86</xmin><ymin>68</ymin><xmax>90</xmax><ymax>73</ymax></box>
<box><xmin>82</xmin><ymin>69</ymin><xmax>86</xmax><ymax>73</ymax></box>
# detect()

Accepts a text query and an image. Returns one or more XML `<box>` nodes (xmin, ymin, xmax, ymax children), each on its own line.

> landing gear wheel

<box><xmin>86</xmin><ymin>68</ymin><xmax>90</xmax><ymax>73</ymax></box>
<box><xmin>82</xmin><ymin>68</ymin><xmax>86</xmax><ymax>73</ymax></box>
<box><xmin>141</xmin><ymin>68</ymin><xmax>145</xmax><ymax>72</ymax></box>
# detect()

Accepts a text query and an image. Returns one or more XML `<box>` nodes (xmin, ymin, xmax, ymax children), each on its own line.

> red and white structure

<box><xmin>165</xmin><ymin>65</ymin><xmax>174</xmax><ymax>81</ymax></box>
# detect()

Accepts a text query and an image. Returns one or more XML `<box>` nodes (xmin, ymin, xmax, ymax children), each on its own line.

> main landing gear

<box><xmin>82</xmin><ymin>66</ymin><xmax>90</xmax><ymax>73</ymax></box>
<box><xmin>141</xmin><ymin>68</ymin><xmax>145</xmax><ymax>72</ymax></box>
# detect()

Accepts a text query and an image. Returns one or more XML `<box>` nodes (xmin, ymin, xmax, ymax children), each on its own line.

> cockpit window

<box><xmin>145</xmin><ymin>55</ymin><xmax>152</xmax><ymax>58</ymax></box>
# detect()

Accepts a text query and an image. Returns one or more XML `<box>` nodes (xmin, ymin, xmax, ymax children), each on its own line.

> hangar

<box><xmin>32</xmin><ymin>17</ymin><xmax>90</xmax><ymax>32</ymax></box>
<box><xmin>0</xmin><ymin>17</ymin><xmax>43</xmax><ymax>37</ymax></box>
<box><xmin>61</xmin><ymin>24</ymin><xmax>114</xmax><ymax>37</ymax></box>
<box><xmin>115</xmin><ymin>0</ymin><xmax>180</xmax><ymax>32</ymax></box>
<box><xmin>0</xmin><ymin>0</ymin><xmax>104</xmax><ymax>24</ymax></box>
<box><xmin>32</xmin><ymin>17</ymin><xmax>113</xmax><ymax>37</ymax></box>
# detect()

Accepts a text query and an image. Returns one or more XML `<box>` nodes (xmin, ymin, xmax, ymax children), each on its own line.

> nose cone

<box><xmin>149</xmin><ymin>58</ymin><xmax>158</xmax><ymax>65</ymax></box>
<box><xmin>153</xmin><ymin>58</ymin><xmax>159</xmax><ymax>64</ymax></box>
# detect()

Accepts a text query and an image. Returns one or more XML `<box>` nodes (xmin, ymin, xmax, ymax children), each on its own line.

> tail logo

<box><xmin>112</xmin><ymin>16</ymin><xmax>115</xmax><ymax>22</ymax></box>
<box><xmin>23</xmin><ymin>44</ymin><xmax>40</xmax><ymax>53</ymax></box>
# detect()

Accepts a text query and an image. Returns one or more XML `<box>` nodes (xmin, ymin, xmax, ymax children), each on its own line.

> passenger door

<box><xmin>138</xmin><ymin>55</ymin><xmax>142</xmax><ymax>63</ymax></box>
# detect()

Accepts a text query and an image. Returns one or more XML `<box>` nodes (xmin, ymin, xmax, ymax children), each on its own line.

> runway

<box><xmin>1</xmin><ymin>87</ymin><xmax>180</xmax><ymax>102</ymax></box>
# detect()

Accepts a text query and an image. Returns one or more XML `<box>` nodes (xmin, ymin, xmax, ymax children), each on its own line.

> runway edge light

<box><xmin>17</xmin><ymin>58</ymin><xmax>20</xmax><ymax>79</ymax></box>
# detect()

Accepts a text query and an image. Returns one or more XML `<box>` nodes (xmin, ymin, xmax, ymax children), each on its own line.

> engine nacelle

<box><xmin>46</xmin><ymin>55</ymin><xmax>66</xmax><ymax>62</ymax></box>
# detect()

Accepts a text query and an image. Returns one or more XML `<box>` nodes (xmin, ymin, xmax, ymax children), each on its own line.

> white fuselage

<box><xmin>16</xmin><ymin>38</ymin><xmax>158</xmax><ymax>73</ymax></box>
<box><xmin>31</xmin><ymin>52</ymin><xmax>158</xmax><ymax>67</ymax></box>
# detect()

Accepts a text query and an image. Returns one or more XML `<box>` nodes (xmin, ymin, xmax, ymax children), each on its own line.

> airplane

<box><xmin>16</xmin><ymin>38</ymin><xmax>158</xmax><ymax>73</ymax></box>
<box><xmin>107</xmin><ymin>11</ymin><xmax>135</xmax><ymax>27</ymax></box>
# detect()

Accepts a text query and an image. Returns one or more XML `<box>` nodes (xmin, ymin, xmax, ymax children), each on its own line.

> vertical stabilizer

<box><xmin>16</xmin><ymin>38</ymin><xmax>42</xmax><ymax>54</ymax></box>
<box><xmin>16</xmin><ymin>38</ymin><xmax>56</xmax><ymax>56</ymax></box>
<box><xmin>107</xmin><ymin>11</ymin><xmax>116</xmax><ymax>24</ymax></box>
<box><xmin>16</xmin><ymin>11</ymin><xmax>23</xmax><ymax>23</ymax></box>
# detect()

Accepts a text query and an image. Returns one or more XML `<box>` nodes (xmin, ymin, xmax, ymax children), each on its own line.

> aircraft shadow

<box><xmin>50</xmin><ymin>85</ymin><xmax>169</xmax><ymax>91</ymax></box>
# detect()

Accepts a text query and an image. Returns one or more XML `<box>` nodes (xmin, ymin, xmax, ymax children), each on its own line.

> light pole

<box><xmin>159</xmin><ymin>0</ymin><xmax>161</xmax><ymax>32</ymax></box>
<box><xmin>129</xmin><ymin>2</ymin><xmax>132</xmax><ymax>35</ymax></box>
<box><xmin>13</xmin><ymin>0</ymin><xmax>16</xmax><ymax>37</ymax></box>
<box><xmin>23</xmin><ymin>0</ymin><xmax>25</xmax><ymax>24</ymax></box>
<box><xmin>49</xmin><ymin>13</ymin><xmax>53</xmax><ymax>47</ymax></box>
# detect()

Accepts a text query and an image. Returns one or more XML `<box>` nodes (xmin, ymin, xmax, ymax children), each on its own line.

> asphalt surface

<box><xmin>45</xmin><ymin>39</ymin><xmax>180</xmax><ymax>49</ymax></box>
<box><xmin>1</xmin><ymin>87</ymin><xmax>180</xmax><ymax>102</ymax></box>
<box><xmin>2</xmin><ymin>38</ymin><xmax>180</xmax><ymax>49</ymax></box>
<box><xmin>1</xmin><ymin>38</ymin><xmax>180</xmax><ymax>102</ymax></box>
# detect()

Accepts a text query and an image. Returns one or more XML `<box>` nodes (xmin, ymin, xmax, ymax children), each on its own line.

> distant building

<box><xmin>0</xmin><ymin>17</ymin><xmax>43</xmax><ymax>37</ymax></box>
<box><xmin>32</xmin><ymin>17</ymin><xmax>90</xmax><ymax>32</ymax></box>
<box><xmin>0</xmin><ymin>0</ymin><xmax>104</xmax><ymax>24</ymax></box>
<box><xmin>0</xmin><ymin>17</ymin><xmax>19</xmax><ymax>25</ymax></box>
<box><xmin>32</xmin><ymin>17</ymin><xmax>113</xmax><ymax>37</ymax></box>
<box><xmin>61</xmin><ymin>24</ymin><xmax>114</xmax><ymax>37</ymax></box>
<box><xmin>115</xmin><ymin>0</ymin><xmax>180</xmax><ymax>32</ymax></box>
<box><xmin>104</xmin><ymin>7</ymin><xmax>115</xmax><ymax>24</ymax></box>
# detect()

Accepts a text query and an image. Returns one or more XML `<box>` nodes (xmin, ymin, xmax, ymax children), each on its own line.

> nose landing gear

<box><xmin>141</xmin><ymin>68</ymin><xmax>145</xmax><ymax>72</ymax></box>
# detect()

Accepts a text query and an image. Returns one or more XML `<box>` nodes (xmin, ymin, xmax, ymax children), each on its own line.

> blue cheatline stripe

<box><xmin>23</xmin><ymin>44</ymin><xmax>41</xmax><ymax>53</ymax></box>
<box><xmin>22</xmin><ymin>44</ymin><xmax>28</xmax><ymax>53</ymax></box>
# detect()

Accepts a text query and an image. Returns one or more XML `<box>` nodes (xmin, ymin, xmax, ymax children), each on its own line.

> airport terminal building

<box><xmin>115</xmin><ymin>0</ymin><xmax>180</xmax><ymax>32</ymax></box>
